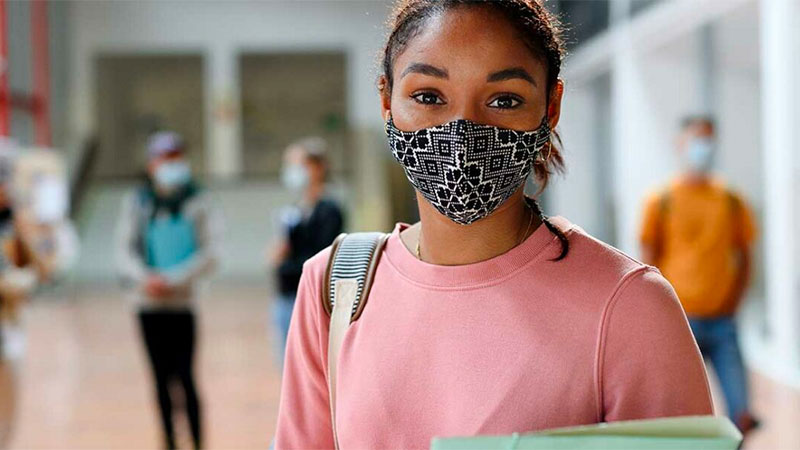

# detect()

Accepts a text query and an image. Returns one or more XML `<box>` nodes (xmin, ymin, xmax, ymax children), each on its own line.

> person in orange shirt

<box><xmin>640</xmin><ymin>116</ymin><xmax>759</xmax><ymax>434</ymax></box>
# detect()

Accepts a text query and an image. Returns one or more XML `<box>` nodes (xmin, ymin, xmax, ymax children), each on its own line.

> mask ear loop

<box><xmin>536</xmin><ymin>97</ymin><xmax>554</xmax><ymax>164</ymax></box>
<box><xmin>535</xmin><ymin>118</ymin><xmax>553</xmax><ymax>165</ymax></box>
<box><xmin>539</xmin><ymin>140</ymin><xmax>552</xmax><ymax>164</ymax></box>
<box><xmin>539</xmin><ymin>94</ymin><xmax>553</xmax><ymax>164</ymax></box>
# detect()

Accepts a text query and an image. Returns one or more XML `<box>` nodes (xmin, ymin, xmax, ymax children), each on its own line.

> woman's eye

<box><xmin>411</xmin><ymin>92</ymin><xmax>445</xmax><ymax>105</ymax></box>
<box><xmin>488</xmin><ymin>95</ymin><xmax>523</xmax><ymax>109</ymax></box>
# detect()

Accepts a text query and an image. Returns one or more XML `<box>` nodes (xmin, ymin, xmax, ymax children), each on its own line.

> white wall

<box><xmin>611</xmin><ymin>50</ymin><xmax>695</xmax><ymax>256</ymax></box>
<box><xmin>549</xmin><ymin>79</ymin><xmax>604</xmax><ymax>237</ymax></box>
<box><xmin>66</xmin><ymin>0</ymin><xmax>392</xmax><ymax>179</ymax></box>
<box><xmin>556</xmin><ymin>47</ymin><xmax>696</xmax><ymax>255</ymax></box>
<box><xmin>758</xmin><ymin>0</ymin><xmax>800</xmax><ymax>377</ymax></box>
<box><xmin>713</xmin><ymin>2</ymin><xmax>762</xmax><ymax>216</ymax></box>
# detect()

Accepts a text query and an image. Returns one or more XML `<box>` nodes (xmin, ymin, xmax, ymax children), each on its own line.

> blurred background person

<box><xmin>115</xmin><ymin>131</ymin><xmax>221</xmax><ymax>450</ymax></box>
<box><xmin>0</xmin><ymin>141</ymin><xmax>78</xmax><ymax>357</ymax></box>
<box><xmin>0</xmin><ymin>144</ymin><xmax>35</xmax><ymax>358</ymax></box>
<box><xmin>10</xmin><ymin>147</ymin><xmax>80</xmax><ymax>298</ymax></box>
<box><xmin>640</xmin><ymin>116</ymin><xmax>759</xmax><ymax>434</ymax></box>
<box><xmin>268</xmin><ymin>138</ymin><xmax>343</xmax><ymax>365</ymax></box>
<box><xmin>0</xmin><ymin>139</ymin><xmax>78</xmax><ymax>448</ymax></box>
<box><xmin>0</xmin><ymin>141</ymin><xmax>32</xmax><ymax>450</ymax></box>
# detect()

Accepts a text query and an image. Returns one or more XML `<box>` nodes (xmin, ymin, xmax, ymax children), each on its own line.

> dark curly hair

<box><xmin>379</xmin><ymin>0</ymin><xmax>569</xmax><ymax>260</ymax></box>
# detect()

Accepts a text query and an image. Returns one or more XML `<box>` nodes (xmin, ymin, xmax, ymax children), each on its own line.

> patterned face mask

<box><xmin>386</xmin><ymin>116</ymin><xmax>551</xmax><ymax>225</ymax></box>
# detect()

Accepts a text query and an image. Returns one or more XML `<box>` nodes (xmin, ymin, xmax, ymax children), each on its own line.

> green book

<box><xmin>431</xmin><ymin>415</ymin><xmax>742</xmax><ymax>450</ymax></box>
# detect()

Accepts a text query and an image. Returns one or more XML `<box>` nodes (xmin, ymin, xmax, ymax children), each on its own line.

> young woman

<box><xmin>275</xmin><ymin>1</ymin><xmax>712</xmax><ymax>448</ymax></box>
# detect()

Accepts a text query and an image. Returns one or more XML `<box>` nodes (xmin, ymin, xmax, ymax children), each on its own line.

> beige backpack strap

<box><xmin>324</xmin><ymin>232</ymin><xmax>389</xmax><ymax>449</ymax></box>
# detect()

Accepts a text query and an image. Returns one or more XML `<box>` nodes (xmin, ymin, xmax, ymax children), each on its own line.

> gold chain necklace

<box><xmin>415</xmin><ymin>203</ymin><xmax>534</xmax><ymax>260</ymax></box>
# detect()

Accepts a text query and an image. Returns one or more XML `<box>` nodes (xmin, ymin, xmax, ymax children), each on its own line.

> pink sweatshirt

<box><xmin>275</xmin><ymin>217</ymin><xmax>713</xmax><ymax>449</ymax></box>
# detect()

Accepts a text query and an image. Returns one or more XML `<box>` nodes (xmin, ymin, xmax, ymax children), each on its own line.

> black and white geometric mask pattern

<box><xmin>386</xmin><ymin>116</ymin><xmax>551</xmax><ymax>225</ymax></box>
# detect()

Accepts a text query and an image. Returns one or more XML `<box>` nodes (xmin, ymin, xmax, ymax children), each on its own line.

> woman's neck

<box><xmin>404</xmin><ymin>191</ymin><xmax>541</xmax><ymax>266</ymax></box>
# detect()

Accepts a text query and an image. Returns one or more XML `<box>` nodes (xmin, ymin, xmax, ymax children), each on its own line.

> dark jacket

<box><xmin>277</xmin><ymin>198</ymin><xmax>343</xmax><ymax>296</ymax></box>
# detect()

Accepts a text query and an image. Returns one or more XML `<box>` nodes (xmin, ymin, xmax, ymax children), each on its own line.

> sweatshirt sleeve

<box><xmin>274</xmin><ymin>251</ymin><xmax>335</xmax><ymax>450</ymax></box>
<box><xmin>598</xmin><ymin>267</ymin><xmax>713</xmax><ymax>422</ymax></box>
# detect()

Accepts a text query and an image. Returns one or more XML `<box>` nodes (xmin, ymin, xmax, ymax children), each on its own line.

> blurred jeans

<box><xmin>688</xmin><ymin>316</ymin><xmax>751</xmax><ymax>420</ymax></box>
<box><xmin>272</xmin><ymin>292</ymin><xmax>297</xmax><ymax>367</ymax></box>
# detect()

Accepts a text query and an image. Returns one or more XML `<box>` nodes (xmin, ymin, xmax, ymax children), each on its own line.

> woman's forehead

<box><xmin>393</xmin><ymin>6</ymin><xmax>547</xmax><ymax>79</ymax></box>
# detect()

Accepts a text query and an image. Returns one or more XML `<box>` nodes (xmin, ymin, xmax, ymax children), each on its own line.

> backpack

<box><xmin>656</xmin><ymin>188</ymin><xmax>742</xmax><ymax>254</ymax></box>
<box><xmin>136</xmin><ymin>186</ymin><xmax>199</xmax><ymax>270</ymax></box>
<box><xmin>322</xmin><ymin>231</ymin><xmax>390</xmax><ymax>449</ymax></box>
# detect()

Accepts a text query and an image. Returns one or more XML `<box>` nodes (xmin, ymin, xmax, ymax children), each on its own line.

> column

<box><xmin>760</xmin><ymin>0</ymin><xmax>800</xmax><ymax>369</ymax></box>
<box><xmin>698</xmin><ymin>24</ymin><xmax>714</xmax><ymax>115</ymax></box>
<box><xmin>205</xmin><ymin>46</ymin><xmax>242</xmax><ymax>179</ymax></box>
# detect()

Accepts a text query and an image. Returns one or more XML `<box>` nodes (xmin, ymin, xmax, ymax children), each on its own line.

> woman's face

<box><xmin>381</xmin><ymin>6</ymin><xmax>563</xmax><ymax>133</ymax></box>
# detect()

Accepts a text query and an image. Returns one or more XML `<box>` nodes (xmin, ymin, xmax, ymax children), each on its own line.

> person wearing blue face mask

<box><xmin>640</xmin><ymin>116</ymin><xmax>760</xmax><ymax>435</ymax></box>
<box><xmin>116</xmin><ymin>131</ymin><xmax>221</xmax><ymax>450</ymax></box>
<box><xmin>268</xmin><ymin>138</ymin><xmax>344</xmax><ymax>366</ymax></box>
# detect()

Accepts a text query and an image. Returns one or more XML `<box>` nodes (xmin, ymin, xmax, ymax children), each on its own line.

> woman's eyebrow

<box><xmin>401</xmin><ymin>63</ymin><xmax>449</xmax><ymax>79</ymax></box>
<box><xmin>487</xmin><ymin>67</ymin><xmax>537</xmax><ymax>86</ymax></box>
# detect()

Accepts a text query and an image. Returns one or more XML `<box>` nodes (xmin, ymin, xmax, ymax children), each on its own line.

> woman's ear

<box><xmin>547</xmin><ymin>79</ymin><xmax>564</xmax><ymax>129</ymax></box>
<box><xmin>378</xmin><ymin>75</ymin><xmax>391</xmax><ymax>122</ymax></box>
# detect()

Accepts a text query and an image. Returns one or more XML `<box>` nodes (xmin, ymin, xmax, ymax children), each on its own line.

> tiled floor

<box><xmin>3</xmin><ymin>282</ymin><xmax>800</xmax><ymax>449</ymax></box>
<box><xmin>736</xmin><ymin>370</ymin><xmax>800</xmax><ymax>449</ymax></box>
<box><xmin>8</xmin><ymin>282</ymin><xmax>281</xmax><ymax>449</ymax></box>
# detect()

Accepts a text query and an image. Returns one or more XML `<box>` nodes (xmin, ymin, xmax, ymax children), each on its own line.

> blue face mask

<box><xmin>154</xmin><ymin>161</ymin><xmax>191</xmax><ymax>189</ymax></box>
<box><xmin>686</xmin><ymin>138</ymin><xmax>715</xmax><ymax>173</ymax></box>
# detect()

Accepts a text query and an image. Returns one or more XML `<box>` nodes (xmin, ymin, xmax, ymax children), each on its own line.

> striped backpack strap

<box><xmin>322</xmin><ymin>232</ymin><xmax>389</xmax><ymax>321</ymax></box>
<box><xmin>323</xmin><ymin>231</ymin><xmax>389</xmax><ymax>450</ymax></box>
